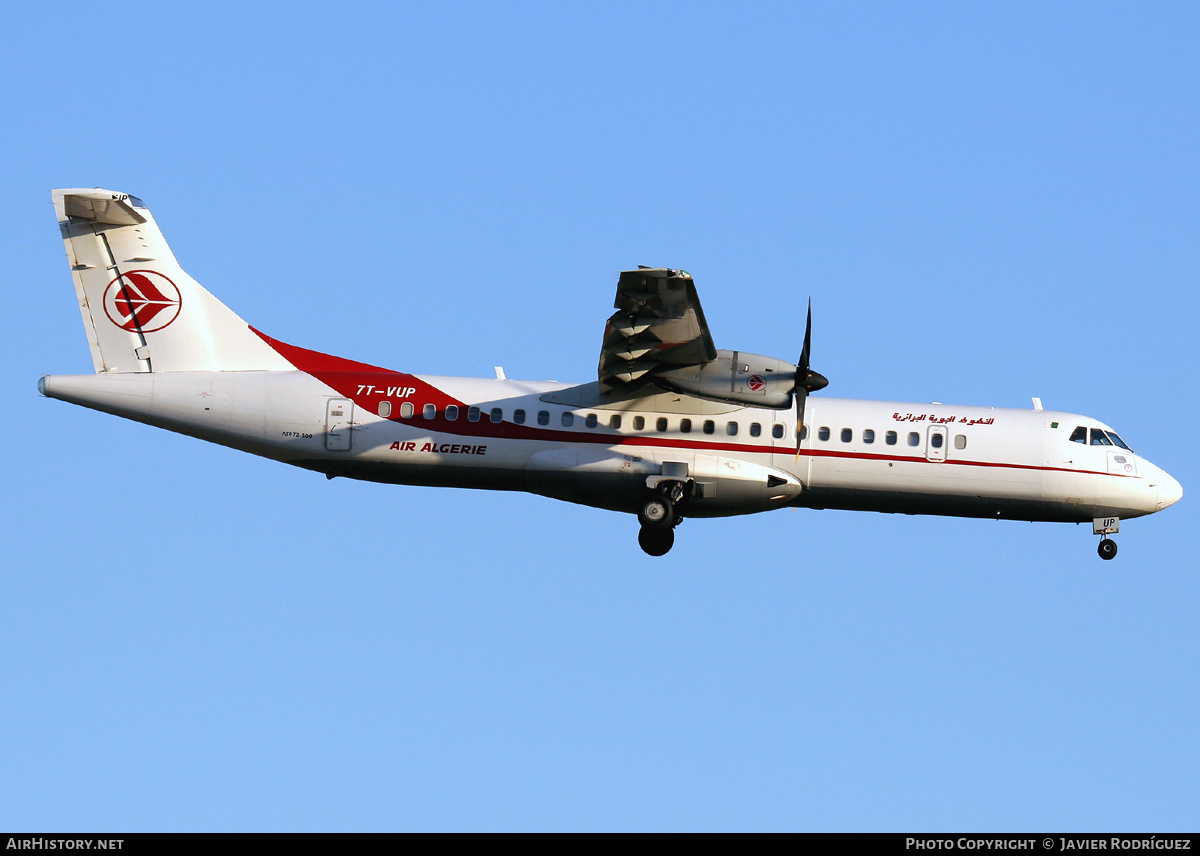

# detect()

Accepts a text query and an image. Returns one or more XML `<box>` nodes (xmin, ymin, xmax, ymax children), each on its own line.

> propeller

<box><xmin>794</xmin><ymin>300</ymin><xmax>828</xmax><ymax>457</ymax></box>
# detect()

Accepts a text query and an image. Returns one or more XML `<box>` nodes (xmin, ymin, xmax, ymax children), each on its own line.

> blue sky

<box><xmin>3</xmin><ymin>1</ymin><xmax>1197</xmax><ymax>831</ymax></box>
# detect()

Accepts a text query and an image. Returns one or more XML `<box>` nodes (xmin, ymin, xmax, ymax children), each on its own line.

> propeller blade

<box><xmin>794</xmin><ymin>299</ymin><xmax>827</xmax><ymax>457</ymax></box>
<box><xmin>799</xmin><ymin>301</ymin><xmax>812</xmax><ymax>377</ymax></box>
<box><xmin>795</xmin><ymin>388</ymin><xmax>807</xmax><ymax>459</ymax></box>
<box><xmin>795</xmin><ymin>301</ymin><xmax>828</xmax><ymax>393</ymax></box>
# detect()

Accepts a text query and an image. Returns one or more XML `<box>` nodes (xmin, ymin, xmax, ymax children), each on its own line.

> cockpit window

<box><xmin>1107</xmin><ymin>432</ymin><xmax>1132</xmax><ymax>451</ymax></box>
<box><xmin>1071</xmin><ymin>425</ymin><xmax>1134</xmax><ymax>451</ymax></box>
<box><xmin>1096</xmin><ymin>429</ymin><xmax>1133</xmax><ymax>451</ymax></box>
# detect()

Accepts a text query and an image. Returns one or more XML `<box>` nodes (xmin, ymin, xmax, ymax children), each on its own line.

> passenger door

<box><xmin>324</xmin><ymin>398</ymin><xmax>354</xmax><ymax>451</ymax></box>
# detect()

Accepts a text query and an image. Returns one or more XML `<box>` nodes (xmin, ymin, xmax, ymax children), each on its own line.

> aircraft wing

<box><xmin>598</xmin><ymin>267</ymin><xmax>718</xmax><ymax>393</ymax></box>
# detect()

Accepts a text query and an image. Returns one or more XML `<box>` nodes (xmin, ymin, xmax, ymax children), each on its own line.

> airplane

<box><xmin>39</xmin><ymin>188</ymin><xmax>1182</xmax><ymax>559</ymax></box>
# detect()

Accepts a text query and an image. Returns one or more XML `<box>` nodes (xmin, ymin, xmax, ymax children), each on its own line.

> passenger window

<box><xmin>727</xmin><ymin>422</ymin><xmax>738</xmax><ymax>436</ymax></box>
<box><xmin>773</xmin><ymin>424</ymin><xmax>785</xmax><ymax>439</ymax></box>
<box><xmin>400</xmin><ymin>402</ymin><xmax>414</xmax><ymax>419</ymax></box>
<box><xmin>931</xmin><ymin>433</ymin><xmax>943</xmax><ymax>448</ymax></box>
<box><xmin>609</xmin><ymin>414</ymin><xmax>622</xmax><ymax>429</ymax></box>
<box><xmin>562</xmin><ymin>412</ymin><xmax>574</xmax><ymax>427</ymax></box>
<box><xmin>841</xmin><ymin>428</ymin><xmax>852</xmax><ymax>443</ymax></box>
<box><xmin>750</xmin><ymin>423</ymin><xmax>762</xmax><ymax>437</ymax></box>
<box><xmin>423</xmin><ymin>403</ymin><xmax>436</xmax><ymax>419</ymax></box>
<box><xmin>800</xmin><ymin>425</ymin><xmax>808</xmax><ymax>440</ymax></box>
<box><xmin>680</xmin><ymin>418</ymin><xmax>692</xmax><ymax>433</ymax></box>
<box><xmin>703</xmin><ymin>420</ymin><xmax>715</xmax><ymax>435</ymax></box>
<box><xmin>490</xmin><ymin>407</ymin><xmax>502</xmax><ymax>423</ymax></box>
<box><xmin>468</xmin><ymin>406</ymin><xmax>481</xmax><ymax>422</ymax></box>
<box><xmin>1070</xmin><ymin>426</ymin><xmax>1088</xmax><ymax>444</ymax></box>
<box><xmin>656</xmin><ymin>417</ymin><xmax>668</xmax><ymax>432</ymax></box>
<box><xmin>818</xmin><ymin>427</ymin><xmax>830</xmax><ymax>441</ymax></box>
<box><xmin>378</xmin><ymin>401</ymin><xmax>392</xmax><ymax>418</ymax></box>
<box><xmin>445</xmin><ymin>405</ymin><xmax>459</xmax><ymax>421</ymax></box>
<box><xmin>633</xmin><ymin>416</ymin><xmax>645</xmax><ymax>430</ymax></box>
<box><xmin>954</xmin><ymin>434</ymin><xmax>966</xmax><ymax>449</ymax></box>
<box><xmin>908</xmin><ymin>432</ymin><xmax>919</xmax><ymax>446</ymax></box>
<box><xmin>537</xmin><ymin>410</ymin><xmax>549</xmax><ymax>426</ymax></box>
<box><xmin>512</xmin><ymin>408</ymin><xmax>524</xmax><ymax>424</ymax></box>
<box><xmin>863</xmin><ymin>429</ymin><xmax>875</xmax><ymax>444</ymax></box>
<box><xmin>886</xmin><ymin>431</ymin><xmax>897</xmax><ymax>445</ymax></box>
<box><xmin>585</xmin><ymin>413</ymin><xmax>598</xmax><ymax>429</ymax></box>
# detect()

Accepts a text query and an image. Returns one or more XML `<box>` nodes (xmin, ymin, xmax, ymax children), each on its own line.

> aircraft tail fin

<box><xmin>52</xmin><ymin>189</ymin><xmax>290</xmax><ymax>373</ymax></box>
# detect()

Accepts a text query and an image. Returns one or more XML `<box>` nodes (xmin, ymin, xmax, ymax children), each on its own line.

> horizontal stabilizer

<box><xmin>61</xmin><ymin>190</ymin><xmax>147</xmax><ymax>226</ymax></box>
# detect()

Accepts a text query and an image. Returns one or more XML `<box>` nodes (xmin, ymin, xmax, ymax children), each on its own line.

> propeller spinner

<box><xmin>794</xmin><ymin>301</ymin><xmax>828</xmax><ymax>457</ymax></box>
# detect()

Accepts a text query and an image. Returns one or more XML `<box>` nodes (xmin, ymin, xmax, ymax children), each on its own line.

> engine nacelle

<box><xmin>654</xmin><ymin>349</ymin><xmax>796</xmax><ymax>408</ymax></box>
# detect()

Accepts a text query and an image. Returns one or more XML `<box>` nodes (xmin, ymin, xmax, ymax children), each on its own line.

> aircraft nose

<box><xmin>1158</xmin><ymin>472</ymin><xmax>1183</xmax><ymax>510</ymax></box>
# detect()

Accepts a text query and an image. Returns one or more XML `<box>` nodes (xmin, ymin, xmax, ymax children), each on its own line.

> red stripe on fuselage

<box><xmin>251</xmin><ymin>328</ymin><xmax>1132</xmax><ymax>480</ymax></box>
<box><xmin>251</xmin><ymin>329</ymin><xmax>465</xmax><ymax>409</ymax></box>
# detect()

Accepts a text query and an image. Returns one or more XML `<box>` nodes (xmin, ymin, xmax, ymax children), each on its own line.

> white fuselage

<box><xmin>42</xmin><ymin>187</ymin><xmax>1183</xmax><ymax>557</ymax></box>
<box><xmin>39</xmin><ymin>369</ymin><xmax>1182</xmax><ymax>525</ymax></box>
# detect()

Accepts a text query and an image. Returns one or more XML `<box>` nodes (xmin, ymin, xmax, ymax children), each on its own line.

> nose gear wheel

<box><xmin>1098</xmin><ymin>538</ymin><xmax>1118</xmax><ymax>560</ymax></box>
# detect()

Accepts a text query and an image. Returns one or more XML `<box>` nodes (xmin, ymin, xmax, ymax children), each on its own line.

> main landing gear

<box><xmin>637</xmin><ymin>480</ymin><xmax>688</xmax><ymax>557</ymax></box>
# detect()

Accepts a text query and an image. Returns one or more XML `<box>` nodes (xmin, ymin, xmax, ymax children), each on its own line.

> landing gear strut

<box><xmin>637</xmin><ymin>480</ymin><xmax>688</xmax><ymax>556</ymax></box>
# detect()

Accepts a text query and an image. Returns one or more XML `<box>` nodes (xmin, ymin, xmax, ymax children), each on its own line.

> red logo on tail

<box><xmin>102</xmin><ymin>270</ymin><xmax>182</xmax><ymax>332</ymax></box>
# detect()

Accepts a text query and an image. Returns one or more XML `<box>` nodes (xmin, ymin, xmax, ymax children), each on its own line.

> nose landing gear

<box><xmin>1093</xmin><ymin>516</ymin><xmax>1120</xmax><ymax>561</ymax></box>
